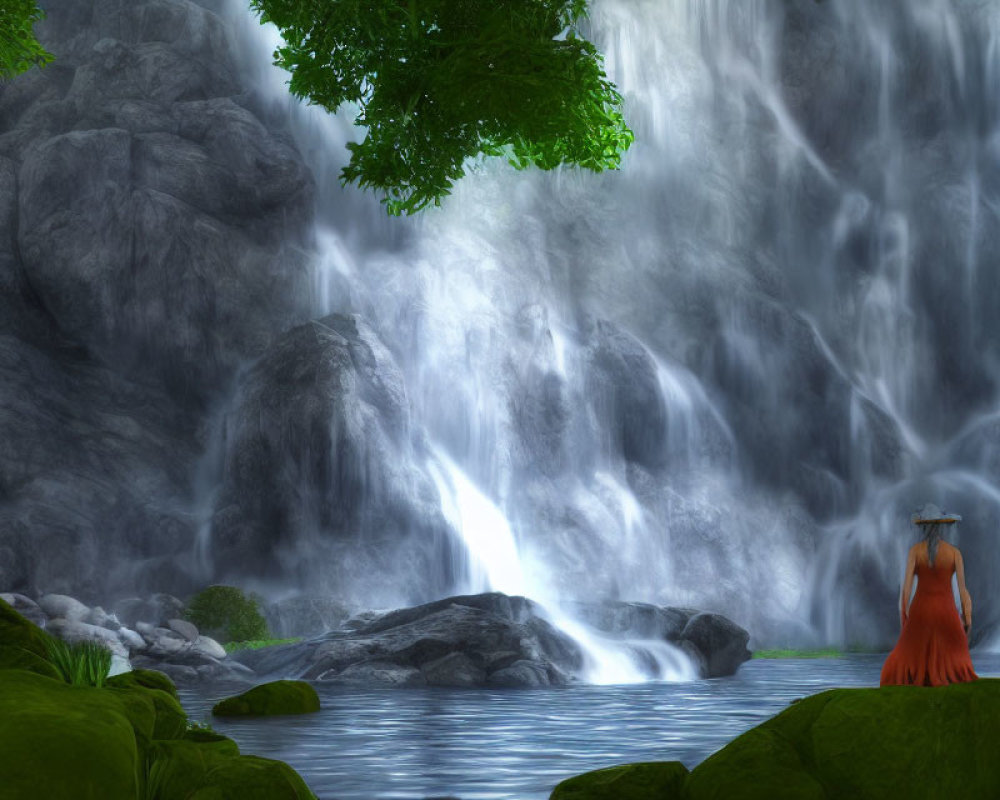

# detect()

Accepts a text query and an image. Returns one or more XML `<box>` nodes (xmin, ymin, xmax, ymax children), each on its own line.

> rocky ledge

<box><xmin>230</xmin><ymin>593</ymin><xmax>751</xmax><ymax>688</ymax></box>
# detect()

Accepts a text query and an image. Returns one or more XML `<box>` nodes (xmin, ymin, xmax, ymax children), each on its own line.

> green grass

<box><xmin>223</xmin><ymin>637</ymin><xmax>302</xmax><ymax>654</ymax></box>
<box><xmin>44</xmin><ymin>638</ymin><xmax>113</xmax><ymax>687</ymax></box>
<box><xmin>753</xmin><ymin>648</ymin><xmax>844</xmax><ymax>659</ymax></box>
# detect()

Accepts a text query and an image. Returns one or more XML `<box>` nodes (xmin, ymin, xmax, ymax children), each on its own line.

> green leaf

<box><xmin>252</xmin><ymin>0</ymin><xmax>633</xmax><ymax>214</ymax></box>
<box><xmin>0</xmin><ymin>1</ymin><xmax>54</xmax><ymax>80</ymax></box>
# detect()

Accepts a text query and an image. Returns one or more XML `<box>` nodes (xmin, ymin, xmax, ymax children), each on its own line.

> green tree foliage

<box><xmin>250</xmin><ymin>0</ymin><xmax>634</xmax><ymax>214</ymax></box>
<box><xmin>184</xmin><ymin>585</ymin><xmax>270</xmax><ymax>643</ymax></box>
<box><xmin>0</xmin><ymin>0</ymin><xmax>53</xmax><ymax>80</ymax></box>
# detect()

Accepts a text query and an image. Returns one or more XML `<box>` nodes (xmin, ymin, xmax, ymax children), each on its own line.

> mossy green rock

<box><xmin>147</xmin><ymin>740</ymin><xmax>315</xmax><ymax>800</ymax></box>
<box><xmin>0</xmin><ymin>670</ymin><xmax>143</xmax><ymax>800</ymax></box>
<box><xmin>552</xmin><ymin>680</ymin><xmax>1000</xmax><ymax>800</ymax></box>
<box><xmin>0</xmin><ymin>600</ymin><xmax>317</xmax><ymax>799</ymax></box>
<box><xmin>550</xmin><ymin>761</ymin><xmax>689</xmax><ymax>799</ymax></box>
<box><xmin>107</xmin><ymin>667</ymin><xmax>181</xmax><ymax>700</ymax></box>
<box><xmin>0</xmin><ymin>643</ymin><xmax>62</xmax><ymax>679</ymax></box>
<box><xmin>0</xmin><ymin>596</ymin><xmax>56</xmax><ymax>660</ymax></box>
<box><xmin>212</xmin><ymin>680</ymin><xmax>321</xmax><ymax>717</ymax></box>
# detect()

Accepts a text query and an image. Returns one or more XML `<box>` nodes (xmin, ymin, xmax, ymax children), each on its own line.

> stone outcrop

<box><xmin>0</xmin><ymin>0</ymin><xmax>314</xmax><ymax>598</ymax></box>
<box><xmin>209</xmin><ymin>313</ymin><xmax>462</xmax><ymax>600</ymax></box>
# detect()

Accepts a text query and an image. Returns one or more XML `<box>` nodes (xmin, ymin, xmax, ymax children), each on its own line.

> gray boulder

<box><xmin>37</xmin><ymin>593</ymin><xmax>90</xmax><ymax>623</ymax></box>
<box><xmin>46</xmin><ymin>619</ymin><xmax>128</xmax><ymax>659</ymax></box>
<box><xmin>231</xmin><ymin>592</ymin><xmax>583</xmax><ymax>688</ymax></box>
<box><xmin>191</xmin><ymin>635</ymin><xmax>227</xmax><ymax>660</ymax></box>
<box><xmin>167</xmin><ymin>618</ymin><xmax>199</xmax><ymax>642</ymax></box>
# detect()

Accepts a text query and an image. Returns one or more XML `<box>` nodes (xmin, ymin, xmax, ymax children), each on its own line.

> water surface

<box><xmin>177</xmin><ymin>652</ymin><xmax>1000</xmax><ymax>800</ymax></box>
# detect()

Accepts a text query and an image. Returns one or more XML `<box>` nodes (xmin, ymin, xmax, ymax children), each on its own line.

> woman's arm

<box><xmin>900</xmin><ymin>546</ymin><xmax>917</xmax><ymax>627</ymax></box>
<box><xmin>955</xmin><ymin>548</ymin><xmax>973</xmax><ymax>635</ymax></box>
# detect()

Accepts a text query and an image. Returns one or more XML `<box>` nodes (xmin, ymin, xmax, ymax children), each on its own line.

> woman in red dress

<box><xmin>880</xmin><ymin>504</ymin><xmax>977</xmax><ymax>687</ymax></box>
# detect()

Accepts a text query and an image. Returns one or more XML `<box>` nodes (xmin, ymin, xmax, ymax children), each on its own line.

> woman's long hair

<box><xmin>923</xmin><ymin>522</ymin><xmax>944</xmax><ymax>567</ymax></box>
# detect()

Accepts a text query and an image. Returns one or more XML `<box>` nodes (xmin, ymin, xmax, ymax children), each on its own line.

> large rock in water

<box><xmin>569</xmin><ymin>600</ymin><xmax>751</xmax><ymax>678</ymax></box>
<box><xmin>230</xmin><ymin>593</ymin><xmax>585</xmax><ymax>688</ymax></box>
<box><xmin>209</xmin><ymin>313</ymin><xmax>462</xmax><ymax>599</ymax></box>
<box><xmin>550</xmin><ymin>680</ymin><xmax>1000</xmax><ymax>799</ymax></box>
<box><xmin>0</xmin><ymin>0</ymin><xmax>315</xmax><ymax>597</ymax></box>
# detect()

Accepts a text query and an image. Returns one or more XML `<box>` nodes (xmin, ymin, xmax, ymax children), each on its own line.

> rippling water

<box><xmin>177</xmin><ymin>653</ymin><xmax>1000</xmax><ymax>800</ymax></box>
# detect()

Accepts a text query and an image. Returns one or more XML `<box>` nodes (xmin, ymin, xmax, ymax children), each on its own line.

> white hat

<box><xmin>912</xmin><ymin>503</ymin><xmax>962</xmax><ymax>525</ymax></box>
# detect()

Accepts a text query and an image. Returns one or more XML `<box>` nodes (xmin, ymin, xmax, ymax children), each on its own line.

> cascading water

<box><xmin>213</xmin><ymin>0</ymin><xmax>1000</xmax><ymax>655</ymax></box>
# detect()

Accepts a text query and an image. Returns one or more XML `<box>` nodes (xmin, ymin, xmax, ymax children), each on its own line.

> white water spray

<box><xmin>428</xmin><ymin>446</ymin><xmax>696</xmax><ymax>683</ymax></box>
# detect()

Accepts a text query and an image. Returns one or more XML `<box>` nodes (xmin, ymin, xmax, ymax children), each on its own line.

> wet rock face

<box><xmin>0</xmin><ymin>0</ymin><xmax>316</xmax><ymax>595</ymax></box>
<box><xmin>7</xmin><ymin>0</ymin><xmax>313</xmax><ymax>401</ymax></box>
<box><xmin>209</xmin><ymin>314</ymin><xmax>462</xmax><ymax>600</ymax></box>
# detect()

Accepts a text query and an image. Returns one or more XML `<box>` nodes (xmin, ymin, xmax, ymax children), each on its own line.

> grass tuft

<box><xmin>223</xmin><ymin>637</ymin><xmax>302</xmax><ymax>653</ymax></box>
<box><xmin>45</xmin><ymin>637</ymin><xmax>113</xmax><ymax>686</ymax></box>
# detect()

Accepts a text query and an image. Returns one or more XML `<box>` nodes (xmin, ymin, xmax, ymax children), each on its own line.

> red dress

<box><xmin>880</xmin><ymin>542</ymin><xmax>977</xmax><ymax>687</ymax></box>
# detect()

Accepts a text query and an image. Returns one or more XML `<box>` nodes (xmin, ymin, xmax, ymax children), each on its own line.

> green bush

<box><xmin>184</xmin><ymin>585</ymin><xmax>269</xmax><ymax>644</ymax></box>
<box><xmin>44</xmin><ymin>638</ymin><xmax>113</xmax><ymax>687</ymax></box>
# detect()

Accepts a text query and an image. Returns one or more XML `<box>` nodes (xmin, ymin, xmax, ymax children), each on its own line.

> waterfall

<box><xmin>215</xmin><ymin>0</ymin><xmax>1000</xmax><ymax>652</ymax></box>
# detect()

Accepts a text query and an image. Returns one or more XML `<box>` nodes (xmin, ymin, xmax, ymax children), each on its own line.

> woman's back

<box><xmin>913</xmin><ymin>540</ymin><xmax>957</xmax><ymax>595</ymax></box>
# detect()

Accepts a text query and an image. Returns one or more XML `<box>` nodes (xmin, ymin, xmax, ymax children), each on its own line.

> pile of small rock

<box><xmin>0</xmin><ymin>591</ymin><xmax>255</xmax><ymax>686</ymax></box>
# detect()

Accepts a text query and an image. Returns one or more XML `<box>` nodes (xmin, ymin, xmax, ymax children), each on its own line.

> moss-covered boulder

<box><xmin>0</xmin><ymin>669</ymin><xmax>146</xmax><ymax>799</ymax></box>
<box><xmin>550</xmin><ymin>761</ymin><xmax>689</xmax><ymax>799</ymax></box>
<box><xmin>147</xmin><ymin>740</ymin><xmax>315</xmax><ymax>800</ymax></box>
<box><xmin>0</xmin><ymin>599</ymin><xmax>317</xmax><ymax>799</ymax></box>
<box><xmin>107</xmin><ymin>667</ymin><xmax>181</xmax><ymax>700</ymax></box>
<box><xmin>0</xmin><ymin>642</ymin><xmax>62</xmax><ymax>679</ymax></box>
<box><xmin>212</xmin><ymin>680</ymin><xmax>321</xmax><ymax>717</ymax></box>
<box><xmin>0</xmin><ymin>596</ymin><xmax>56</xmax><ymax>660</ymax></box>
<box><xmin>550</xmin><ymin>680</ymin><xmax>1000</xmax><ymax>799</ymax></box>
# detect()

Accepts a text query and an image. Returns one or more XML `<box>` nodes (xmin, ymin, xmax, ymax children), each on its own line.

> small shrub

<box><xmin>45</xmin><ymin>638</ymin><xmax>113</xmax><ymax>687</ymax></box>
<box><xmin>184</xmin><ymin>585</ymin><xmax>269</xmax><ymax>644</ymax></box>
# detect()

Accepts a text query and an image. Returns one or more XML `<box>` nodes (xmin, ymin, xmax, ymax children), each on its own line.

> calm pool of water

<box><xmin>178</xmin><ymin>652</ymin><xmax>1000</xmax><ymax>800</ymax></box>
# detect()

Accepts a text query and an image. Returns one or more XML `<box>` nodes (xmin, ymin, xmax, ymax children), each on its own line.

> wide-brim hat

<box><xmin>912</xmin><ymin>503</ymin><xmax>962</xmax><ymax>525</ymax></box>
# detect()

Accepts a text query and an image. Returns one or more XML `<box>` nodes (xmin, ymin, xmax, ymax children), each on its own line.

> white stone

<box><xmin>147</xmin><ymin>629</ymin><xmax>189</xmax><ymax>657</ymax></box>
<box><xmin>167</xmin><ymin>618</ymin><xmax>199</xmax><ymax>642</ymax></box>
<box><xmin>38</xmin><ymin>594</ymin><xmax>90</xmax><ymax>622</ymax></box>
<box><xmin>117</xmin><ymin>627</ymin><xmax>146</xmax><ymax>651</ymax></box>
<box><xmin>191</xmin><ymin>635</ymin><xmax>227</xmax><ymax>660</ymax></box>
<box><xmin>134</xmin><ymin>621</ymin><xmax>156</xmax><ymax>639</ymax></box>
<box><xmin>46</xmin><ymin>619</ymin><xmax>128</xmax><ymax>658</ymax></box>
